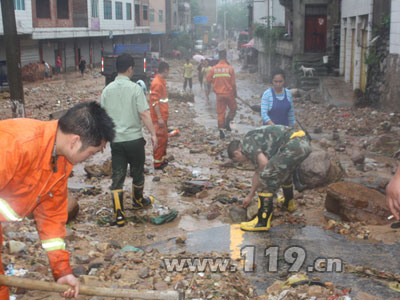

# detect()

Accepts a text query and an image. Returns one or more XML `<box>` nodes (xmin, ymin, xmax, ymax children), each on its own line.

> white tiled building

<box><xmin>339</xmin><ymin>0</ymin><xmax>373</xmax><ymax>92</ymax></box>
<box><xmin>390</xmin><ymin>0</ymin><xmax>400</xmax><ymax>54</ymax></box>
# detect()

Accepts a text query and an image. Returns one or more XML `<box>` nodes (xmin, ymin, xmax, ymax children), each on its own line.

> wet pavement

<box><xmin>149</xmin><ymin>224</ymin><xmax>400</xmax><ymax>299</ymax></box>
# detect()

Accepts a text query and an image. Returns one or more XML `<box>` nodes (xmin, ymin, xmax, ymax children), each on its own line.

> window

<box><xmin>135</xmin><ymin>4</ymin><xmax>140</xmax><ymax>25</ymax></box>
<box><xmin>158</xmin><ymin>9</ymin><xmax>163</xmax><ymax>23</ymax></box>
<box><xmin>91</xmin><ymin>0</ymin><xmax>98</xmax><ymax>18</ymax></box>
<box><xmin>143</xmin><ymin>5</ymin><xmax>148</xmax><ymax>20</ymax></box>
<box><xmin>36</xmin><ymin>0</ymin><xmax>50</xmax><ymax>18</ymax></box>
<box><xmin>126</xmin><ymin>3</ymin><xmax>132</xmax><ymax>20</ymax></box>
<box><xmin>115</xmin><ymin>2</ymin><xmax>122</xmax><ymax>20</ymax></box>
<box><xmin>57</xmin><ymin>0</ymin><xmax>69</xmax><ymax>19</ymax></box>
<box><xmin>104</xmin><ymin>0</ymin><xmax>112</xmax><ymax>19</ymax></box>
<box><xmin>173</xmin><ymin>11</ymin><xmax>177</xmax><ymax>25</ymax></box>
<box><xmin>149</xmin><ymin>8</ymin><xmax>154</xmax><ymax>22</ymax></box>
<box><xmin>14</xmin><ymin>0</ymin><xmax>25</xmax><ymax>10</ymax></box>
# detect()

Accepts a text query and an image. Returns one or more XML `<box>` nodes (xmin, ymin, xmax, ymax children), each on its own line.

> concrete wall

<box><xmin>0</xmin><ymin>0</ymin><xmax>33</xmax><ymax>35</ymax></box>
<box><xmin>391</xmin><ymin>0</ymin><xmax>400</xmax><ymax>54</ymax></box>
<box><xmin>381</xmin><ymin>54</ymin><xmax>400</xmax><ymax>111</ymax></box>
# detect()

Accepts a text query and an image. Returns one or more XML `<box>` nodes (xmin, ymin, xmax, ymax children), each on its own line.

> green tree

<box><xmin>217</xmin><ymin>3</ymin><xmax>248</xmax><ymax>31</ymax></box>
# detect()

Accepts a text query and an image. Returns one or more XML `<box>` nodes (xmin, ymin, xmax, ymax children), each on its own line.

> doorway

<box><xmin>304</xmin><ymin>5</ymin><xmax>327</xmax><ymax>53</ymax></box>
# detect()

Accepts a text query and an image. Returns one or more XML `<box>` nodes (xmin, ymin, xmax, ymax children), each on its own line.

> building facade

<box><xmin>0</xmin><ymin>0</ymin><xmax>151</xmax><ymax>71</ymax></box>
<box><xmin>339</xmin><ymin>0</ymin><xmax>373</xmax><ymax>92</ymax></box>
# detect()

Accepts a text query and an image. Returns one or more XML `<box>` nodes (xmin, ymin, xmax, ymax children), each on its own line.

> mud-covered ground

<box><xmin>1</xmin><ymin>47</ymin><xmax>400</xmax><ymax>299</ymax></box>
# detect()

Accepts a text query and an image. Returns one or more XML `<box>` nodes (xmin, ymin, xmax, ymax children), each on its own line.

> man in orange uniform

<box><xmin>206</xmin><ymin>49</ymin><xmax>237</xmax><ymax>139</ymax></box>
<box><xmin>0</xmin><ymin>102</ymin><xmax>115</xmax><ymax>299</ymax></box>
<box><xmin>150</xmin><ymin>61</ymin><xmax>170</xmax><ymax>170</ymax></box>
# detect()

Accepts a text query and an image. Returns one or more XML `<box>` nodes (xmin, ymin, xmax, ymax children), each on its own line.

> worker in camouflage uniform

<box><xmin>227</xmin><ymin>125</ymin><xmax>311</xmax><ymax>232</ymax></box>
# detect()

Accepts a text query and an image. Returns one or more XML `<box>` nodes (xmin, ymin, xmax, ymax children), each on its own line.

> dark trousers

<box><xmin>110</xmin><ymin>138</ymin><xmax>146</xmax><ymax>190</ymax></box>
<box><xmin>184</xmin><ymin>77</ymin><xmax>192</xmax><ymax>90</ymax></box>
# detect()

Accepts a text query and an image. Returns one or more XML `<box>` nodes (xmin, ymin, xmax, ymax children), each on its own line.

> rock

<box><xmin>72</xmin><ymin>265</ymin><xmax>88</xmax><ymax>277</ymax></box>
<box><xmin>313</xmin><ymin>126</ymin><xmax>322</xmax><ymax>134</ymax></box>
<box><xmin>266</xmin><ymin>280</ymin><xmax>285</xmax><ymax>296</ymax></box>
<box><xmin>246</xmin><ymin>201</ymin><xmax>258</xmax><ymax>221</ymax></box>
<box><xmin>298</xmin><ymin>151</ymin><xmax>344</xmax><ymax>188</ymax></box>
<box><xmin>228</xmin><ymin>206</ymin><xmax>247</xmax><ymax>222</ymax></box>
<box><xmin>307</xmin><ymin>285</ymin><xmax>325</xmax><ymax>297</ymax></box>
<box><xmin>196</xmin><ymin>190</ymin><xmax>208</xmax><ymax>199</ymax></box>
<box><xmin>325</xmin><ymin>182</ymin><xmax>391</xmax><ymax>225</ymax></box>
<box><xmin>152</xmin><ymin>176</ymin><xmax>161</xmax><ymax>182</ymax></box>
<box><xmin>75</xmin><ymin>255</ymin><xmax>91</xmax><ymax>264</ymax></box>
<box><xmin>351</xmin><ymin>150</ymin><xmax>365</xmax><ymax>165</ymax></box>
<box><xmin>84</xmin><ymin>160</ymin><xmax>112</xmax><ymax>178</ymax></box>
<box><xmin>67</xmin><ymin>192</ymin><xmax>79</xmax><ymax>223</ymax></box>
<box><xmin>109</xmin><ymin>240</ymin><xmax>122</xmax><ymax>249</ymax></box>
<box><xmin>8</xmin><ymin>240</ymin><xmax>27</xmax><ymax>254</ymax></box>
<box><xmin>88</xmin><ymin>261</ymin><xmax>104</xmax><ymax>271</ymax></box>
<box><xmin>369</xmin><ymin>134</ymin><xmax>400</xmax><ymax>156</ymax></box>
<box><xmin>323</xmin><ymin>211</ymin><xmax>342</xmax><ymax>222</ymax></box>
<box><xmin>206</xmin><ymin>210</ymin><xmax>221</xmax><ymax>220</ymax></box>
<box><xmin>67</xmin><ymin>182</ymin><xmax>95</xmax><ymax>192</ymax></box>
<box><xmin>139</xmin><ymin>266</ymin><xmax>150</xmax><ymax>279</ymax></box>
<box><xmin>343</xmin><ymin>177</ymin><xmax>389</xmax><ymax>194</ymax></box>
<box><xmin>154</xmin><ymin>281</ymin><xmax>168</xmax><ymax>290</ymax></box>
<box><xmin>176</xmin><ymin>235</ymin><xmax>187</xmax><ymax>244</ymax></box>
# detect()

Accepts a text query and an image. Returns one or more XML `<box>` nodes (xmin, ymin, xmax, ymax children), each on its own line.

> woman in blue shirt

<box><xmin>261</xmin><ymin>69</ymin><xmax>296</xmax><ymax>126</ymax></box>
<box><xmin>260</xmin><ymin>69</ymin><xmax>297</xmax><ymax>212</ymax></box>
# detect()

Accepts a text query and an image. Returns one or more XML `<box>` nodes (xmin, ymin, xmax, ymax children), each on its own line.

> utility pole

<box><xmin>267</xmin><ymin>0</ymin><xmax>271</xmax><ymax>78</ymax></box>
<box><xmin>1</xmin><ymin>0</ymin><xmax>25</xmax><ymax>117</ymax></box>
<box><xmin>224</xmin><ymin>10</ymin><xmax>227</xmax><ymax>49</ymax></box>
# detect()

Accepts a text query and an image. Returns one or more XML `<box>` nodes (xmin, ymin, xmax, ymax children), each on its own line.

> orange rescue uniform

<box><xmin>206</xmin><ymin>60</ymin><xmax>237</xmax><ymax>129</ymax></box>
<box><xmin>0</xmin><ymin>119</ymin><xmax>73</xmax><ymax>299</ymax></box>
<box><xmin>150</xmin><ymin>74</ymin><xmax>169</xmax><ymax>168</ymax></box>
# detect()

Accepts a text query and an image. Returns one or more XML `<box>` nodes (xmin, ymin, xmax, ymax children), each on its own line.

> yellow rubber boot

<box><xmin>240</xmin><ymin>193</ymin><xmax>273</xmax><ymax>232</ymax></box>
<box><xmin>132</xmin><ymin>184</ymin><xmax>154</xmax><ymax>210</ymax></box>
<box><xmin>278</xmin><ymin>184</ymin><xmax>296</xmax><ymax>213</ymax></box>
<box><xmin>111</xmin><ymin>189</ymin><xmax>125</xmax><ymax>227</ymax></box>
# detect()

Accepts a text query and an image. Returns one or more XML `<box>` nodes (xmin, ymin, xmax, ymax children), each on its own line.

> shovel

<box><xmin>236</xmin><ymin>96</ymin><xmax>261</xmax><ymax>112</ymax></box>
<box><xmin>0</xmin><ymin>275</ymin><xmax>185</xmax><ymax>299</ymax></box>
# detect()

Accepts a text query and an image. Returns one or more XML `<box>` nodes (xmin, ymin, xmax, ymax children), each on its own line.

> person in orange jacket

<box><xmin>150</xmin><ymin>61</ymin><xmax>170</xmax><ymax>170</ymax></box>
<box><xmin>0</xmin><ymin>102</ymin><xmax>115</xmax><ymax>299</ymax></box>
<box><xmin>206</xmin><ymin>49</ymin><xmax>237</xmax><ymax>139</ymax></box>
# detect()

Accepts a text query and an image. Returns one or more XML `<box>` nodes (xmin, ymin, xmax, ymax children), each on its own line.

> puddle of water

<box><xmin>178</xmin><ymin>215</ymin><xmax>225</xmax><ymax>232</ymax></box>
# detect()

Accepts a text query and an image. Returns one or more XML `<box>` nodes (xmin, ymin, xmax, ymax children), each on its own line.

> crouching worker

<box><xmin>0</xmin><ymin>102</ymin><xmax>115</xmax><ymax>299</ymax></box>
<box><xmin>227</xmin><ymin>125</ymin><xmax>311</xmax><ymax>232</ymax></box>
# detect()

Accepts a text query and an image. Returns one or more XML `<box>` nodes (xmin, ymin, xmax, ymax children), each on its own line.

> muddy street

<box><xmin>1</xmin><ymin>49</ymin><xmax>400</xmax><ymax>299</ymax></box>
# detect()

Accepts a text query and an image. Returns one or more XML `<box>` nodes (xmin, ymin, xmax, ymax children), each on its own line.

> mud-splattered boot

<box><xmin>111</xmin><ymin>189</ymin><xmax>125</xmax><ymax>227</ymax></box>
<box><xmin>132</xmin><ymin>184</ymin><xmax>154</xmax><ymax>210</ymax></box>
<box><xmin>240</xmin><ymin>193</ymin><xmax>273</xmax><ymax>232</ymax></box>
<box><xmin>277</xmin><ymin>184</ymin><xmax>296</xmax><ymax>212</ymax></box>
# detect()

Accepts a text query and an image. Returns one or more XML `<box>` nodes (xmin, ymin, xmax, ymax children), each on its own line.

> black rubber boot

<box><xmin>219</xmin><ymin>129</ymin><xmax>225</xmax><ymax>140</ymax></box>
<box><xmin>240</xmin><ymin>193</ymin><xmax>273</xmax><ymax>232</ymax></box>
<box><xmin>225</xmin><ymin>118</ymin><xmax>232</xmax><ymax>132</ymax></box>
<box><xmin>281</xmin><ymin>184</ymin><xmax>296</xmax><ymax>212</ymax></box>
<box><xmin>111</xmin><ymin>190</ymin><xmax>125</xmax><ymax>227</ymax></box>
<box><xmin>132</xmin><ymin>184</ymin><xmax>154</xmax><ymax>210</ymax></box>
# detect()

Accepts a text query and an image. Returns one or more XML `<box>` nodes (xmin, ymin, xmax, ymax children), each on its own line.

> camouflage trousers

<box><xmin>259</xmin><ymin>136</ymin><xmax>311</xmax><ymax>194</ymax></box>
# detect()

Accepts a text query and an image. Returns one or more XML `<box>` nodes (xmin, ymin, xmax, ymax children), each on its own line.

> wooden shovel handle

<box><xmin>0</xmin><ymin>275</ymin><xmax>185</xmax><ymax>300</ymax></box>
